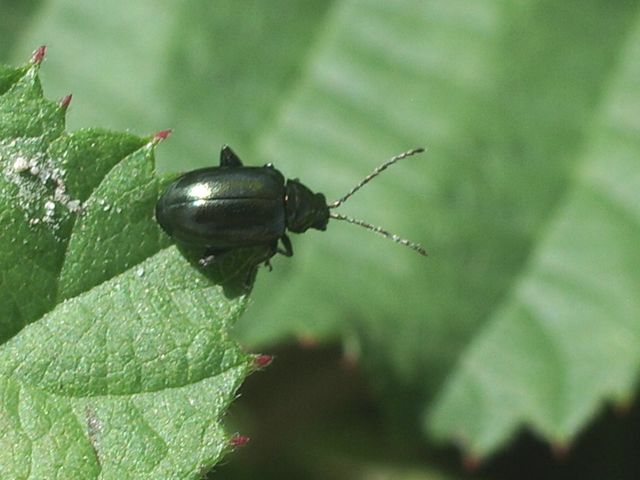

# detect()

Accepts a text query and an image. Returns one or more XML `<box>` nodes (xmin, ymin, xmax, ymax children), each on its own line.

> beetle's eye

<box><xmin>264</xmin><ymin>163</ymin><xmax>274</xmax><ymax>169</ymax></box>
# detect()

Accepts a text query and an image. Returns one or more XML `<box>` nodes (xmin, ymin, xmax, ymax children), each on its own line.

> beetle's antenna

<box><xmin>330</xmin><ymin>212</ymin><xmax>427</xmax><ymax>256</ymax></box>
<box><xmin>328</xmin><ymin>147</ymin><xmax>425</xmax><ymax>209</ymax></box>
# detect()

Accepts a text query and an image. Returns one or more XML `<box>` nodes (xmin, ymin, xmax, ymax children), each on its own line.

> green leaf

<box><xmin>428</xmin><ymin>15</ymin><xmax>640</xmax><ymax>457</ymax></box>
<box><xmin>0</xmin><ymin>60</ymin><xmax>69</xmax><ymax>339</ymax></box>
<box><xmin>0</xmin><ymin>55</ymin><xmax>256</xmax><ymax>477</ymax></box>
<box><xmin>11</xmin><ymin>0</ymin><xmax>640</xmax><ymax>465</ymax></box>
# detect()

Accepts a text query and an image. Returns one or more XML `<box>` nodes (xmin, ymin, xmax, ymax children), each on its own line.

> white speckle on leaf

<box><xmin>12</xmin><ymin>157</ymin><xmax>29</xmax><ymax>173</ymax></box>
<box><xmin>67</xmin><ymin>199</ymin><xmax>82</xmax><ymax>212</ymax></box>
<box><xmin>53</xmin><ymin>186</ymin><xmax>66</xmax><ymax>202</ymax></box>
<box><xmin>136</xmin><ymin>267</ymin><xmax>145</xmax><ymax>277</ymax></box>
<box><xmin>2</xmin><ymin>139</ymin><xmax>84</xmax><ymax>231</ymax></box>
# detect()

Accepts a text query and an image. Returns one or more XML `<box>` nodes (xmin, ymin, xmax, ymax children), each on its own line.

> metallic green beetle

<box><xmin>155</xmin><ymin>145</ymin><xmax>426</xmax><ymax>265</ymax></box>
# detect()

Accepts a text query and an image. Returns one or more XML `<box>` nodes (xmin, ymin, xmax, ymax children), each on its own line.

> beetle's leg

<box><xmin>262</xmin><ymin>241</ymin><xmax>279</xmax><ymax>271</ymax></box>
<box><xmin>199</xmin><ymin>255</ymin><xmax>216</xmax><ymax>267</ymax></box>
<box><xmin>277</xmin><ymin>234</ymin><xmax>293</xmax><ymax>257</ymax></box>
<box><xmin>219</xmin><ymin>145</ymin><xmax>243</xmax><ymax>167</ymax></box>
<box><xmin>199</xmin><ymin>247</ymin><xmax>229</xmax><ymax>267</ymax></box>
<box><xmin>243</xmin><ymin>266</ymin><xmax>259</xmax><ymax>290</ymax></box>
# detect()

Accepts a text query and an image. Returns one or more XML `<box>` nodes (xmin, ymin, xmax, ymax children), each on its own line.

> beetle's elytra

<box><xmin>155</xmin><ymin>145</ymin><xmax>426</xmax><ymax>267</ymax></box>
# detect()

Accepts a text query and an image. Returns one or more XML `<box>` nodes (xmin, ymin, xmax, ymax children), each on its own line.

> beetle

<box><xmin>155</xmin><ymin>145</ymin><xmax>426</xmax><ymax>267</ymax></box>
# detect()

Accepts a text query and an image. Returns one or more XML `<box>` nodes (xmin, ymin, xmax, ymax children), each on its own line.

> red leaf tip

<box><xmin>253</xmin><ymin>354</ymin><xmax>273</xmax><ymax>368</ymax></box>
<box><xmin>59</xmin><ymin>94</ymin><xmax>73</xmax><ymax>110</ymax></box>
<box><xmin>31</xmin><ymin>45</ymin><xmax>47</xmax><ymax>65</ymax></box>
<box><xmin>462</xmin><ymin>454</ymin><xmax>482</xmax><ymax>472</ymax></box>
<box><xmin>614</xmin><ymin>399</ymin><xmax>632</xmax><ymax>416</ymax></box>
<box><xmin>230</xmin><ymin>435</ymin><xmax>250</xmax><ymax>447</ymax></box>
<box><xmin>153</xmin><ymin>129</ymin><xmax>172</xmax><ymax>143</ymax></box>
<box><xmin>551</xmin><ymin>441</ymin><xmax>571</xmax><ymax>460</ymax></box>
<box><xmin>341</xmin><ymin>353</ymin><xmax>359</xmax><ymax>371</ymax></box>
<box><xmin>297</xmin><ymin>334</ymin><xmax>318</xmax><ymax>348</ymax></box>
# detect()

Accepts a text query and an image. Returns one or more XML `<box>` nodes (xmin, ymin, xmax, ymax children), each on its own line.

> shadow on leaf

<box><xmin>176</xmin><ymin>243</ymin><xmax>274</xmax><ymax>298</ymax></box>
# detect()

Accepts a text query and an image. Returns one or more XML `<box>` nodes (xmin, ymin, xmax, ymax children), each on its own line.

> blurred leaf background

<box><xmin>3</xmin><ymin>0</ymin><xmax>640</xmax><ymax>478</ymax></box>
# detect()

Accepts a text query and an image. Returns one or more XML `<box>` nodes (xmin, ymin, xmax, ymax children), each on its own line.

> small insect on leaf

<box><xmin>155</xmin><ymin>146</ymin><xmax>427</xmax><ymax>269</ymax></box>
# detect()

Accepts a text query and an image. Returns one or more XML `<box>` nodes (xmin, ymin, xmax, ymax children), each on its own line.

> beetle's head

<box><xmin>285</xmin><ymin>179</ymin><xmax>329</xmax><ymax>233</ymax></box>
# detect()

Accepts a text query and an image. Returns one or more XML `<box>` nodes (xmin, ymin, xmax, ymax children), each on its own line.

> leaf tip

<box><xmin>462</xmin><ymin>453</ymin><xmax>482</xmax><ymax>472</ymax></box>
<box><xmin>253</xmin><ymin>354</ymin><xmax>273</xmax><ymax>369</ymax></box>
<box><xmin>229</xmin><ymin>434</ymin><xmax>250</xmax><ymax>448</ymax></box>
<box><xmin>614</xmin><ymin>398</ymin><xmax>633</xmax><ymax>416</ymax></box>
<box><xmin>551</xmin><ymin>441</ymin><xmax>571</xmax><ymax>461</ymax></box>
<box><xmin>59</xmin><ymin>94</ymin><xmax>73</xmax><ymax>111</ymax></box>
<box><xmin>297</xmin><ymin>334</ymin><xmax>318</xmax><ymax>348</ymax></box>
<box><xmin>152</xmin><ymin>129</ymin><xmax>173</xmax><ymax>144</ymax></box>
<box><xmin>341</xmin><ymin>352</ymin><xmax>359</xmax><ymax>371</ymax></box>
<box><xmin>31</xmin><ymin>45</ymin><xmax>47</xmax><ymax>65</ymax></box>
